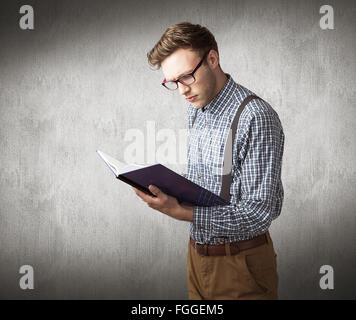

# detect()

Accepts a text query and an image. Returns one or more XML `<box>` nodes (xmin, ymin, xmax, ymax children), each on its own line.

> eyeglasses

<box><xmin>161</xmin><ymin>51</ymin><xmax>209</xmax><ymax>91</ymax></box>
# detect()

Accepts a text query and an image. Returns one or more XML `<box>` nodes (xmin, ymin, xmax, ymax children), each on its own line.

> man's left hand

<box><xmin>132</xmin><ymin>185</ymin><xmax>194</xmax><ymax>222</ymax></box>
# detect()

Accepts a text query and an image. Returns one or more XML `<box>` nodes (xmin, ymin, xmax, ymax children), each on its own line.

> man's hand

<box><xmin>132</xmin><ymin>185</ymin><xmax>194</xmax><ymax>222</ymax></box>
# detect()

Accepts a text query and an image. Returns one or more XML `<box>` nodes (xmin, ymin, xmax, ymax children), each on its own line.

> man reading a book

<box><xmin>132</xmin><ymin>22</ymin><xmax>284</xmax><ymax>300</ymax></box>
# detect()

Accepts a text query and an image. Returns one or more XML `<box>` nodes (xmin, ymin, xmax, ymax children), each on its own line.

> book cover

<box><xmin>97</xmin><ymin>150</ymin><xmax>229</xmax><ymax>207</ymax></box>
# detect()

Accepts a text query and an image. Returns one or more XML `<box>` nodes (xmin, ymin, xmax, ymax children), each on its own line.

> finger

<box><xmin>148</xmin><ymin>185</ymin><xmax>163</xmax><ymax>197</ymax></box>
<box><xmin>134</xmin><ymin>188</ymin><xmax>150</xmax><ymax>201</ymax></box>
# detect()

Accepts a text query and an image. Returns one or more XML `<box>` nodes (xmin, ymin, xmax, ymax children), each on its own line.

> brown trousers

<box><xmin>187</xmin><ymin>232</ymin><xmax>278</xmax><ymax>300</ymax></box>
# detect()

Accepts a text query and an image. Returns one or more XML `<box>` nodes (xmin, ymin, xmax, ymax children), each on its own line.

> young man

<box><xmin>132</xmin><ymin>22</ymin><xmax>284</xmax><ymax>300</ymax></box>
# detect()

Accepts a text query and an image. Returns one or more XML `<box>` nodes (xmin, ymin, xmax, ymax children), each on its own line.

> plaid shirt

<box><xmin>185</xmin><ymin>75</ymin><xmax>284</xmax><ymax>244</ymax></box>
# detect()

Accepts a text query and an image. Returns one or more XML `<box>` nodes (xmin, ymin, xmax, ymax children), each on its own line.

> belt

<box><xmin>190</xmin><ymin>233</ymin><xmax>268</xmax><ymax>256</ymax></box>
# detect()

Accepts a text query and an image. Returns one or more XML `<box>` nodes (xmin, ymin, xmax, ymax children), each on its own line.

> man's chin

<box><xmin>191</xmin><ymin>101</ymin><xmax>205</xmax><ymax>109</ymax></box>
<box><xmin>188</xmin><ymin>96</ymin><xmax>207</xmax><ymax>109</ymax></box>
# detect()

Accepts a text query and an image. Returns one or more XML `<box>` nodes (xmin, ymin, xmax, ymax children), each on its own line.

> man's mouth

<box><xmin>186</xmin><ymin>95</ymin><xmax>198</xmax><ymax>102</ymax></box>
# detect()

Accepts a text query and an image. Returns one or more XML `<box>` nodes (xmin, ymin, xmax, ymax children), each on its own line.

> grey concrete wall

<box><xmin>0</xmin><ymin>0</ymin><xmax>355</xmax><ymax>299</ymax></box>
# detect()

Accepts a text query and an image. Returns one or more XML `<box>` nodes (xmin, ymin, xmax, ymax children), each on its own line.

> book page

<box><xmin>96</xmin><ymin>150</ymin><xmax>148</xmax><ymax>176</ymax></box>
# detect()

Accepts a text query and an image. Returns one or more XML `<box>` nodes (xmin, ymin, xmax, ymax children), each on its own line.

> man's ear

<box><xmin>206</xmin><ymin>49</ymin><xmax>220</xmax><ymax>69</ymax></box>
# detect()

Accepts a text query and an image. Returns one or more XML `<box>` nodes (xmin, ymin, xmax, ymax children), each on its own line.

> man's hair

<box><xmin>147</xmin><ymin>22</ymin><xmax>218</xmax><ymax>69</ymax></box>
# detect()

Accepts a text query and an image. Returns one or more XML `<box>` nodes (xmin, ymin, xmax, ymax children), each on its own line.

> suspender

<box><xmin>191</xmin><ymin>95</ymin><xmax>261</xmax><ymax>202</ymax></box>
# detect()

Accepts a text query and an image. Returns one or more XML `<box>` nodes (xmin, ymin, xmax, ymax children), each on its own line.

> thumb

<box><xmin>148</xmin><ymin>185</ymin><xmax>161</xmax><ymax>196</ymax></box>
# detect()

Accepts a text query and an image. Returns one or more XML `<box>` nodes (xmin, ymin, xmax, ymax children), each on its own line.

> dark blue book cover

<box><xmin>97</xmin><ymin>150</ymin><xmax>229</xmax><ymax>207</ymax></box>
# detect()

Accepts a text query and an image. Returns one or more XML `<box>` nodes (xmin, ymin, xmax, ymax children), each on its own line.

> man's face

<box><xmin>161</xmin><ymin>48</ymin><xmax>216</xmax><ymax>109</ymax></box>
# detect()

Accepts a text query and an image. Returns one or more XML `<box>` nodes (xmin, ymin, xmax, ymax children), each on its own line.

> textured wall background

<box><xmin>0</xmin><ymin>0</ymin><xmax>355</xmax><ymax>299</ymax></box>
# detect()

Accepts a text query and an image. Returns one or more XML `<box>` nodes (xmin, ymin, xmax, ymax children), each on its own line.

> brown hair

<box><xmin>147</xmin><ymin>22</ymin><xmax>218</xmax><ymax>69</ymax></box>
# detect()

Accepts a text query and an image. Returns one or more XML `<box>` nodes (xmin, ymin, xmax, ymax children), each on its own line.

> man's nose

<box><xmin>177</xmin><ymin>82</ymin><xmax>190</xmax><ymax>96</ymax></box>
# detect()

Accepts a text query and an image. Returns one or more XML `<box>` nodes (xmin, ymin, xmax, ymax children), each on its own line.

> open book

<box><xmin>96</xmin><ymin>150</ymin><xmax>229</xmax><ymax>207</ymax></box>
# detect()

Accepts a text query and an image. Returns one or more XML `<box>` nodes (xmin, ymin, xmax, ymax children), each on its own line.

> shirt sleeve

<box><xmin>193</xmin><ymin>107</ymin><xmax>285</xmax><ymax>242</ymax></box>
